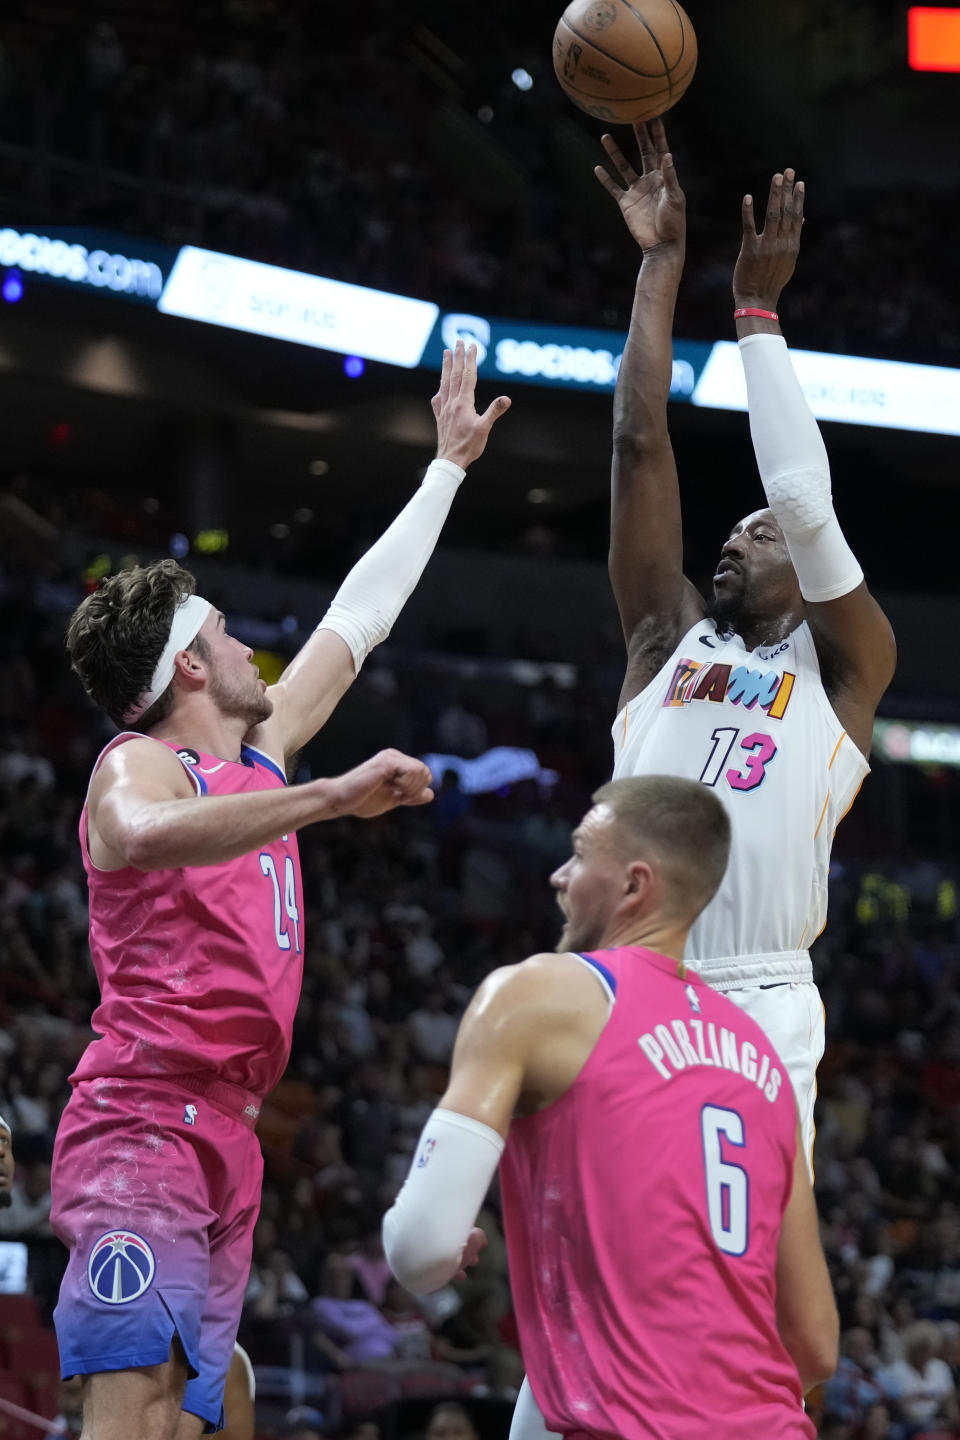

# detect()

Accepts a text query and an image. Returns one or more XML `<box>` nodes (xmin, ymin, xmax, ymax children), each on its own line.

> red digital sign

<box><xmin>909</xmin><ymin>7</ymin><xmax>960</xmax><ymax>71</ymax></box>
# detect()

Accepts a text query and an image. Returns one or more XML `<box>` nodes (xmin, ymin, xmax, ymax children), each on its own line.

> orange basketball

<box><xmin>552</xmin><ymin>0</ymin><xmax>697</xmax><ymax>125</ymax></box>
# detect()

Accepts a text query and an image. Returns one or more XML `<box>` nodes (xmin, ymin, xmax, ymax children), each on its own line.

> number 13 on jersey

<box><xmin>699</xmin><ymin>728</ymin><xmax>778</xmax><ymax>794</ymax></box>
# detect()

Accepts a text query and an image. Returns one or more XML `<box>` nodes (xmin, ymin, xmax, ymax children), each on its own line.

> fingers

<box><xmin>401</xmin><ymin>785</ymin><xmax>435</xmax><ymax>808</ymax></box>
<box><xmin>477</xmin><ymin>394</ymin><xmax>511</xmax><ymax>433</ymax></box>
<box><xmin>649</xmin><ymin>116</ymin><xmax>670</xmax><ymax>157</ymax></box>
<box><xmin>660</xmin><ymin>150</ymin><xmax>681</xmax><ymax>195</ymax></box>
<box><xmin>387</xmin><ymin>756</ymin><xmax>433</xmax><ymax>795</ymax></box>
<box><xmin>449</xmin><ymin>337</ymin><xmax>466</xmax><ymax>394</ymax></box>
<box><xmin>600</xmin><ymin>132</ymin><xmax>637</xmax><ymax>189</ymax></box>
<box><xmin>741</xmin><ymin>193</ymin><xmax>757</xmax><ymax>240</ymax></box>
<box><xmin>594</xmin><ymin>163</ymin><xmax>623</xmax><ymax>202</ymax></box>
<box><xmin>780</xmin><ymin>167</ymin><xmax>796</xmax><ymax>234</ymax></box>
<box><xmin>433</xmin><ymin>345</ymin><xmax>452</xmax><ymax>414</ymax></box>
<box><xmin>633</xmin><ymin>120</ymin><xmax>657</xmax><ymax>175</ymax></box>
<box><xmin>460</xmin><ymin>339</ymin><xmax>477</xmax><ymax>399</ymax></box>
<box><xmin>764</xmin><ymin>172</ymin><xmax>784</xmax><ymax>235</ymax></box>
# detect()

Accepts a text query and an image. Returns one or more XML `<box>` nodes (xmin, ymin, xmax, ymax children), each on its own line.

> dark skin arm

<box><xmin>596</xmin><ymin>119</ymin><xmax>704</xmax><ymax>713</ymax></box>
<box><xmin>733</xmin><ymin>170</ymin><xmax>896</xmax><ymax>756</ymax></box>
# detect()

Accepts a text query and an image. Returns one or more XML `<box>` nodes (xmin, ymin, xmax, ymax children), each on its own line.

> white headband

<box><xmin>123</xmin><ymin>594</ymin><xmax>213</xmax><ymax>724</ymax></box>
<box><xmin>0</xmin><ymin>1113</ymin><xmax>10</xmax><ymax>1137</ymax></box>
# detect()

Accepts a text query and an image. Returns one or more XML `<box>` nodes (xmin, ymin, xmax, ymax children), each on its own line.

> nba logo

<box><xmin>563</xmin><ymin>41</ymin><xmax>582</xmax><ymax>81</ymax></box>
<box><xmin>87</xmin><ymin>1231</ymin><xmax>156</xmax><ymax>1305</ymax></box>
<box><xmin>685</xmin><ymin>983</ymin><xmax>701</xmax><ymax>1014</ymax></box>
<box><xmin>417</xmin><ymin>1138</ymin><xmax>436</xmax><ymax>1169</ymax></box>
<box><xmin>183</xmin><ymin>1104</ymin><xmax>198</xmax><ymax>1126</ymax></box>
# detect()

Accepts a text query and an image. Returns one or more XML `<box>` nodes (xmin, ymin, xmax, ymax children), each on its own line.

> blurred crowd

<box><xmin>0</xmin><ymin>1</ymin><xmax>956</xmax><ymax>362</ymax></box>
<box><xmin>0</xmin><ymin>549</ymin><xmax>959</xmax><ymax>1438</ymax></box>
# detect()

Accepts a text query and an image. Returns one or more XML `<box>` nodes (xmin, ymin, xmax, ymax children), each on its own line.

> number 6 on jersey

<box><xmin>701</xmin><ymin>1105</ymin><xmax>749</xmax><ymax>1256</ymax></box>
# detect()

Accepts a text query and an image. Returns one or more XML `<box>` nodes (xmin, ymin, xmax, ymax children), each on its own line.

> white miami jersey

<box><xmin>612</xmin><ymin>618</ymin><xmax>869</xmax><ymax>985</ymax></box>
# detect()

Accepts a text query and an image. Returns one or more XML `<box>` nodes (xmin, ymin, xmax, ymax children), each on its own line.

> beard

<box><xmin>706</xmin><ymin>584</ymin><xmax>746</xmax><ymax>632</ymax></box>
<box><xmin>208</xmin><ymin>666</ymin><xmax>273</xmax><ymax>728</ymax></box>
<box><xmin>556</xmin><ymin>916</ymin><xmax>601</xmax><ymax>954</ymax></box>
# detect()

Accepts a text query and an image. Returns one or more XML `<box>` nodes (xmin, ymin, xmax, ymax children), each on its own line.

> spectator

<box><xmin>875</xmin><ymin>1320</ymin><xmax>959</xmax><ymax>1432</ymax></box>
<box><xmin>407</xmin><ymin>991</ymin><xmax>459</xmax><ymax>1066</ymax></box>
<box><xmin>424</xmin><ymin>1402</ymin><xmax>480</xmax><ymax>1440</ymax></box>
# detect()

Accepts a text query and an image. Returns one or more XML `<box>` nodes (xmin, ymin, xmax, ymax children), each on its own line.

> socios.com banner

<box><xmin>5</xmin><ymin>223</ymin><xmax>960</xmax><ymax>434</ymax></box>
<box><xmin>420</xmin><ymin>311</ymin><xmax>713</xmax><ymax>397</ymax></box>
<box><xmin>0</xmin><ymin>226</ymin><xmax>171</xmax><ymax>302</ymax></box>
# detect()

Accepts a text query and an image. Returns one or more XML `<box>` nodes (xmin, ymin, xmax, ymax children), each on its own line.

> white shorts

<box><xmin>722</xmin><ymin>980</ymin><xmax>825</xmax><ymax>1177</ymax></box>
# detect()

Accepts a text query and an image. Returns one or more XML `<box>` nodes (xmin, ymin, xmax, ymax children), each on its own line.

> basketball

<box><xmin>552</xmin><ymin>0</ymin><xmax>698</xmax><ymax>125</ymax></box>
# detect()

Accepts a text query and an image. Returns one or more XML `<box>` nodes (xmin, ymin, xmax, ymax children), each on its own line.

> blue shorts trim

<box><xmin>56</xmin><ymin>1284</ymin><xmax>200</xmax><ymax>1377</ymax></box>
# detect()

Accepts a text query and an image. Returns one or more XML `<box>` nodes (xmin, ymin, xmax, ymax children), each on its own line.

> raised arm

<box><xmin>87</xmin><ymin>737</ymin><xmax>434</xmax><ymax>871</ymax></box>
<box><xmin>775</xmin><ymin>1121</ymin><xmax>839</xmax><ymax>1394</ymax></box>
<box><xmin>733</xmin><ymin>170</ymin><xmax>896</xmax><ymax>755</ymax></box>
<box><xmin>252</xmin><ymin>341</ymin><xmax>511</xmax><ymax>762</ymax></box>
<box><xmin>596</xmin><ymin>119</ymin><xmax>704</xmax><ymax>708</ymax></box>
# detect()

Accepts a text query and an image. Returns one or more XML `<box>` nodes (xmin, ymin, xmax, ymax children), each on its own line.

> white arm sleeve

<box><xmin>510</xmin><ymin>1378</ymin><xmax>562</xmax><ymax>1440</ymax></box>
<box><xmin>317</xmin><ymin>457</ymin><xmax>466</xmax><ymax>671</ymax></box>
<box><xmin>382</xmin><ymin>1107</ymin><xmax>504</xmax><ymax>1295</ymax></box>
<box><xmin>738</xmin><ymin>333</ymin><xmax>864</xmax><ymax>603</ymax></box>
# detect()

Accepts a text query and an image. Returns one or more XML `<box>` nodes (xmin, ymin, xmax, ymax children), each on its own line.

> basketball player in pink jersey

<box><xmin>382</xmin><ymin>776</ymin><xmax>838</xmax><ymax>1438</ymax></box>
<box><xmin>593</xmin><ymin>121</ymin><xmax>896</xmax><ymax>1168</ymax></box>
<box><xmin>51</xmin><ymin>341</ymin><xmax>510</xmax><ymax>1440</ymax></box>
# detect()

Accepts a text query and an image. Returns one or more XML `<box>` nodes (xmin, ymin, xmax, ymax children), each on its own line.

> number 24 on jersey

<box><xmin>259</xmin><ymin>852</ymin><xmax>301</xmax><ymax>953</ymax></box>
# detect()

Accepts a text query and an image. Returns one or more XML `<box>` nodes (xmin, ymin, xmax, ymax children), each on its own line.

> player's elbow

<box><xmin>783</xmin><ymin>1313</ymin><xmax>839</xmax><ymax>1393</ymax></box>
<box><xmin>611</xmin><ymin>424</ymin><xmax>668</xmax><ymax>462</ymax></box>
<box><xmin>119</xmin><ymin>815</ymin><xmax>176</xmax><ymax>871</ymax></box>
<box><xmin>381</xmin><ymin>1210</ymin><xmax>459</xmax><ymax>1296</ymax></box>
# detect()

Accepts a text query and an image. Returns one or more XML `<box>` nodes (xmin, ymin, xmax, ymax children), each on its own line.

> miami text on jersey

<box><xmin>662</xmin><ymin>658</ymin><xmax>796</xmax><ymax>720</ymax></box>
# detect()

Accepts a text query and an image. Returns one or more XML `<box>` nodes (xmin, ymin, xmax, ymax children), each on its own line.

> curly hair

<box><xmin>66</xmin><ymin>560</ymin><xmax>208</xmax><ymax>730</ymax></box>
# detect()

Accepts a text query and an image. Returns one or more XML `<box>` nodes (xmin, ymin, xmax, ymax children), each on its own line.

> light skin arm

<box><xmin>775</xmin><ymin>1120</ymin><xmax>839</xmax><ymax>1394</ymax></box>
<box><xmin>250</xmin><ymin>342</ymin><xmax>511</xmax><ymax>762</ymax></box>
<box><xmin>436</xmin><ymin>956</ymin><xmax>611</xmax><ymax>1273</ymax></box>
<box><xmin>733</xmin><ymin>170</ymin><xmax>896</xmax><ymax>754</ymax></box>
<box><xmin>87</xmin><ymin>736</ymin><xmax>434</xmax><ymax>872</ymax></box>
<box><xmin>595</xmin><ymin>119</ymin><xmax>705</xmax><ymax>710</ymax></box>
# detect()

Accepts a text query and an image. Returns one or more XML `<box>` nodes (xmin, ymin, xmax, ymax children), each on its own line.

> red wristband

<box><xmin>734</xmin><ymin>307</ymin><xmax>779</xmax><ymax>321</ymax></box>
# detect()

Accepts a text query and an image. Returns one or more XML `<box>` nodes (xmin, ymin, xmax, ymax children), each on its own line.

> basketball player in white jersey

<box><xmin>506</xmin><ymin>110</ymin><xmax>893</xmax><ymax>1440</ymax></box>
<box><xmin>590</xmin><ymin>118</ymin><xmax>895</xmax><ymax>1165</ymax></box>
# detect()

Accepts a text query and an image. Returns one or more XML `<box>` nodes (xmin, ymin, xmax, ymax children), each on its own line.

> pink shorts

<box><xmin>51</xmin><ymin>1074</ymin><xmax>264</xmax><ymax>1432</ymax></box>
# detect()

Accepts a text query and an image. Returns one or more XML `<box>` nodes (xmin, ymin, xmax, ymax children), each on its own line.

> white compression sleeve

<box><xmin>318</xmin><ymin>457</ymin><xmax>466</xmax><ymax>671</ymax></box>
<box><xmin>510</xmin><ymin>1378</ymin><xmax>562</xmax><ymax>1440</ymax></box>
<box><xmin>382</xmin><ymin>1107</ymin><xmax>504</xmax><ymax>1295</ymax></box>
<box><xmin>738</xmin><ymin>333</ymin><xmax>864</xmax><ymax>603</ymax></box>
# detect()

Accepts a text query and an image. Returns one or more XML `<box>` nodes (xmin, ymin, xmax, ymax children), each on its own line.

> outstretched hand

<box><xmin>433</xmin><ymin>340</ymin><xmax>511</xmax><ymax>470</ymax></box>
<box><xmin>332</xmin><ymin>749</ymin><xmax>434</xmax><ymax>819</ymax></box>
<box><xmin>733</xmin><ymin>168</ymin><xmax>805</xmax><ymax>310</ymax></box>
<box><xmin>594</xmin><ymin>117</ymin><xmax>685</xmax><ymax>255</ymax></box>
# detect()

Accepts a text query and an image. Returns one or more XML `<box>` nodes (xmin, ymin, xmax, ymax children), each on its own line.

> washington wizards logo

<box><xmin>88</xmin><ymin>1230</ymin><xmax>156</xmax><ymax>1305</ymax></box>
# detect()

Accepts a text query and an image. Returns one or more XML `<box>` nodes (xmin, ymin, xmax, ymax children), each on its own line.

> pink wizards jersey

<box><xmin>499</xmin><ymin>946</ymin><xmax>813</xmax><ymax>1440</ymax></box>
<box><xmin>73</xmin><ymin>735</ymin><xmax>304</xmax><ymax>1099</ymax></box>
